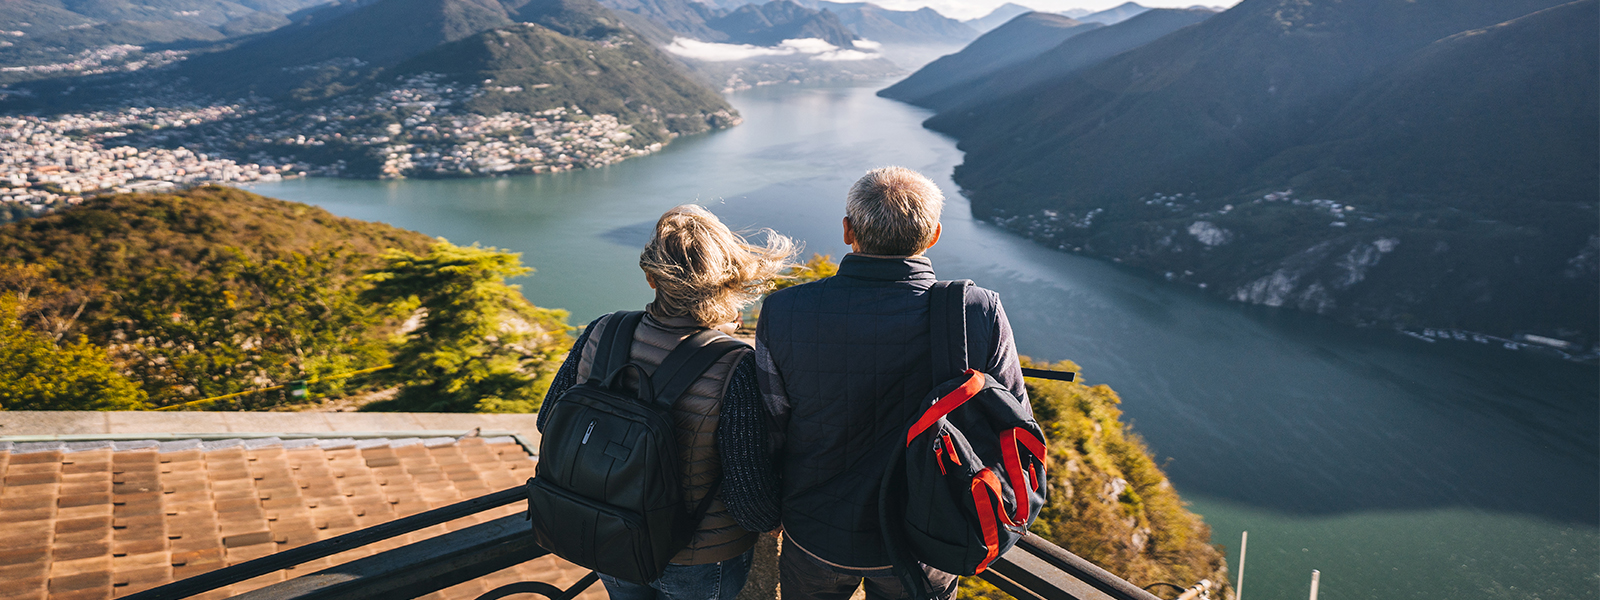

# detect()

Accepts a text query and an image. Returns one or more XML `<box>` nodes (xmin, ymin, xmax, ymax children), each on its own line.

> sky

<box><xmin>873</xmin><ymin>0</ymin><xmax>1243</xmax><ymax>21</ymax></box>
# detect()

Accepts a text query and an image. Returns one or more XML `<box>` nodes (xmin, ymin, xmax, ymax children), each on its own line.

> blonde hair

<box><xmin>846</xmin><ymin>166</ymin><xmax>944</xmax><ymax>256</ymax></box>
<box><xmin>641</xmin><ymin>205</ymin><xmax>797</xmax><ymax>327</ymax></box>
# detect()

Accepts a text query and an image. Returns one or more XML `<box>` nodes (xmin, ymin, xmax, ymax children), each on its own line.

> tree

<box><xmin>772</xmin><ymin>253</ymin><xmax>839</xmax><ymax>291</ymax></box>
<box><xmin>361</xmin><ymin>240</ymin><xmax>571</xmax><ymax>413</ymax></box>
<box><xmin>0</xmin><ymin>262</ymin><xmax>97</xmax><ymax>342</ymax></box>
<box><xmin>0</xmin><ymin>293</ymin><xmax>147</xmax><ymax>410</ymax></box>
<box><xmin>113</xmin><ymin>248</ymin><xmax>390</xmax><ymax>407</ymax></box>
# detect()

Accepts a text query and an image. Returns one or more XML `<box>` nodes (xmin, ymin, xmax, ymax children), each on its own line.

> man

<box><xmin>755</xmin><ymin>167</ymin><xmax>1028</xmax><ymax>600</ymax></box>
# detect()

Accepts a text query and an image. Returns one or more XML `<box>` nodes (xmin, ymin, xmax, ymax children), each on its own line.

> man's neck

<box><xmin>847</xmin><ymin>251</ymin><xmax>927</xmax><ymax>260</ymax></box>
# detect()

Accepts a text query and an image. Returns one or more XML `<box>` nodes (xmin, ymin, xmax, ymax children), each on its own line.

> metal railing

<box><xmin>126</xmin><ymin>485</ymin><xmax>1193</xmax><ymax>600</ymax></box>
<box><xmin>117</xmin><ymin>367</ymin><xmax>1223</xmax><ymax>600</ymax></box>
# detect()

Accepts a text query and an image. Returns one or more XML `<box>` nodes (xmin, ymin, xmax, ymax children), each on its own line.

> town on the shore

<box><xmin>0</xmin><ymin>74</ymin><xmax>665</xmax><ymax>222</ymax></box>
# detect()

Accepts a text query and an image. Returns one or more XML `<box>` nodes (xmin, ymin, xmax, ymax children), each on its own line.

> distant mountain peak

<box><xmin>965</xmin><ymin>2</ymin><xmax>1034</xmax><ymax>33</ymax></box>
<box><xmin>1074</xmin><ymin>1</ymin><xmax>1147</xmax><ymax>25</ymax></box>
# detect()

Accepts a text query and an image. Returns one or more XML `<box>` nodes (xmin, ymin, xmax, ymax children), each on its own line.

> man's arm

<box><xmin>973</xmin><ymin>289</ymin><xmax>1028</xmax><ymax>407</ymax></box>
<box><xmin>753</xmin><ymin>312</ymin><xmax>792</xmax><ymax>433</ymax></box>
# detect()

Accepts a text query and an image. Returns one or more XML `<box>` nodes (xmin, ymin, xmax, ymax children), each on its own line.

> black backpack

<box><xmin>527</xmin><ymin>311</ymin><xmax>747</xmax><ymax>584</ymax></box>
<box><xmin>880</xmin><ymin>281</ymin><xmax>1049</xmax><ymax>595</ymax></box>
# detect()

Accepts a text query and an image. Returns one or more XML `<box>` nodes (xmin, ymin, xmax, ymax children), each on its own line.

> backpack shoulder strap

<box><xmin>651</xmin><ymin>328</ymin><xmax>749</xmax><ymax>408</ymax></box>
<box><xmin>588</xmin><ymin>311</ymin><xmax>647</xmax><ymax>385</ymax></box>
<box><xmin>929</xmin><ymin>280</ymin><xmax>972</xmax><ymax>384</ymax></box>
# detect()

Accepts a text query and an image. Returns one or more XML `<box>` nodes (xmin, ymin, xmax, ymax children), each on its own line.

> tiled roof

<box><xmin>0</xmin><ymin>435</ymin><xmax>607</xmax><ymax>600</ymax></box>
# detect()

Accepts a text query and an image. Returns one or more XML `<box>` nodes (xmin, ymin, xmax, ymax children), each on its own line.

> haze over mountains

<box><xmin>963</xmin><ymin>1</ymin><xmax>1150</xmax><ymax>33</ymax></box>
<box><xmin>588</xmin><ymin>0</ymin><xmax>868</xmax><ymax>46</ymax></box>
<box><xmin>884</xmin><ymin>6</ymin><xmax>1212</xmax><ymax>110</ymax></box>
<box><xmin>810</xmin><ymin>1</ymin><xmax>975</xmax><ymax>44</ymax></box>
<box><xmin>878</xmin><ymin>12</ymin><xmax>1097</xmax><ymax>101</ymax></box>
<box><xmin>885</xmin><ymin>0</ymin><xmax>1598</xmax><ymax>343</ymax></box>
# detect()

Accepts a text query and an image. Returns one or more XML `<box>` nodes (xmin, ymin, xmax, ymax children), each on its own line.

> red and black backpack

<box><xmin>880</xmin><ymin>280</ymin><xmax>1049</xmax><ymax>597</ymax></box>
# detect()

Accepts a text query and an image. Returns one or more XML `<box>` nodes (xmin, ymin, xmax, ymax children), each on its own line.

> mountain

<box><xmin>906</xmin><ymin>7</ymin><xmax>1214</xmax><ymax>112</ymax></box>
<box><xmin>1074</xmin><ymin>1</ymin><xmax>1147</xmax><ymax>25</ymax></box>
<box><xmin>708</xmin><ymin>0</ymin><xmax>857</xmax><ymax>46</ymax></box>
<box><xmin>0</xmin><ymin>186</ymin><xmax>433</xmax><ymax>290</ymax></box>
<box><xmin>815</xmin><ymin>2</ymin><xmax>976</xmax><ymax>44</ymax></box>
<box><xmin>0</xmin><ymin>0</ymin><xmax>335</xmax><ymax>82</ymax></box>
<box><xmin>395</xmin><ymin>21</ymin><xmax>737</xmax><ymax>143</ymax></box>
<box><xmin>595</xmin><ymin>0</ymin><xmax>859</xmax><ymax>46</ymax></box>
<box><xmin>964</xmin><ymin>2</ymin><xmax>1032</xmax><ymax>33</ymax></box>
<box><xmin>877</xmin><ymin>12</ymin><xmax>1097</xmax><ymax>103</ymax></box>
<box><xmin>921</xmin><ymin>0</ymin><xmax>1597</xmax><ymax>343</ymax></box>
<box><xmin>176</xmin><ymin>0</ymin><xmax>520</xmax><ymax>100</ymax></box>
<box><xmin>593</xmin><ymin>0</ymin><xmax>725</xmax><ymax>42</ymax></box>
<box><xmin>98</xmin><ymin>0</ymin><xmax>741</xmax><ymax>178</ymax></box>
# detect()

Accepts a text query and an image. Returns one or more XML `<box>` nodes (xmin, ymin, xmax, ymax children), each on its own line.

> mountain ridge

<box><xmin>910</xmin><ymin>0</ymin><xmax>1596</xmax><ymax>342</ymax></box>
<box><xmin>877</xmin><ymin>12</ymin><xmax>1097</xmax><ymax>103</ymax></box>
<box><xmin>901</xmin><ymin>7</ymin><xmax>1214</xmax><ymax>112</ymax></box>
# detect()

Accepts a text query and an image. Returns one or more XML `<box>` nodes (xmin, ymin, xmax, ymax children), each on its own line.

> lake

<box><xmin>250</xmin><ymin>81</ymin><xmax>1599</xmax><ymax>600</ymax></box>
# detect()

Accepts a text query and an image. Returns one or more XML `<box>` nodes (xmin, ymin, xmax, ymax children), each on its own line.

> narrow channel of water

<box><xmin>250</xmin><ymin>81</ymin><xmax>1599</xmax><ymax>600</ymax></box>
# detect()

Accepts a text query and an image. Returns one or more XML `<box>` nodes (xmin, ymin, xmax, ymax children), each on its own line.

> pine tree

<box><xmin>362</xmin><ymin>240</ymin><xmax>571</xmax><ymax>412</ymax></box>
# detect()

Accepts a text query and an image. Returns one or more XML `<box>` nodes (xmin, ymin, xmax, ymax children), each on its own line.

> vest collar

<box><xmin>643</xmin><ymin>309</ymin><xmax>739</xmax><ymax>335</ymax></box>
<box><xmin>837</xmin><ymin>254</ymin><xmax>936</xmax><ymax>282</ymax></box>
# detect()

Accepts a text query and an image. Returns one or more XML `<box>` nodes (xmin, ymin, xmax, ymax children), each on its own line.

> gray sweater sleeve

<box><xmin>716</xmin><ymin>352</ymin><xmax>783</xmax><ymax>533</ymax></box>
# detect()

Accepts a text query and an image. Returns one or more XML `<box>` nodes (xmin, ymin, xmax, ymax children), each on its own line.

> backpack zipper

<box><xmin>581</xmin><ymin>420</ymin><xmax>596</xmax><ymax>444</ymax></box>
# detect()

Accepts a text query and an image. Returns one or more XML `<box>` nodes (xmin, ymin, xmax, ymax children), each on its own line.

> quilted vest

<box><xmin>760</xmin><ymin>255</ymin><xmax>960</xmax><ymax>569</ymax></box>
<box><xmin>575</xmin><ymin>311</ymin><xmax>757</xmax><ymax>566</ymax></box>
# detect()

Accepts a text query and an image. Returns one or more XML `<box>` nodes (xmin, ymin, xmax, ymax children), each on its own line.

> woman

<box><xmin>537</xmin><ymin>204</ymin><xmax>794</xmax><ymax>600</ymax></box>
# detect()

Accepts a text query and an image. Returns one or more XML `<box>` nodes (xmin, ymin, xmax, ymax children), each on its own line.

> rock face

<box><xmin>900</xmin><ymin>0</ymin><xmax>1597</xmax><ymax>344</ymax></box>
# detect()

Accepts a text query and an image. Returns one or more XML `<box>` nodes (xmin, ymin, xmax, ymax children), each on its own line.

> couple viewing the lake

<box><xmin>534</xmin><ymin>166</ymin><xmax>1029</xmax><ymax>600</ymax></box>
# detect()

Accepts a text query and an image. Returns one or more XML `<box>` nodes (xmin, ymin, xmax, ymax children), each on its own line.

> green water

<box><xmin>249</xmin><ymin>81</ymin><xmax>1600</xmax><ymax>600</ymax></box>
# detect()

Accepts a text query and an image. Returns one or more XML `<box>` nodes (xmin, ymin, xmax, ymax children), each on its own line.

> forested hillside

<box><xmin>956</xmin><ymin>357</ymin><xmax>1230</xmax><ymax>600</ymax></box>
<box><xmin>395</xmin><ymin>22</ymin><xmax>739</xmax><ymax>144</ymax></box>
<box><xmin>0</xmin><ymin>187</ymin><xmax>572</xmax><ymax>411</ymax></box>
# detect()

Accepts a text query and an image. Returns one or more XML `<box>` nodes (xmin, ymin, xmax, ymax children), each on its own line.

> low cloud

<box><xmin>665</xmin><ymin>38</ymin><xmax>795</xmax><ymax>61</ymax></box>
<box><xmin>664</xmin><ymin>37</ymin><xmax>882</xmax><ymax>62</ymax></box>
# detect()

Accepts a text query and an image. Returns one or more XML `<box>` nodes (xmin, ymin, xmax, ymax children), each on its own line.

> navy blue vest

<box><xmin>760</xmin><ymin>254</ymin><xmax>996</xmax><ymax>568</ymax></box>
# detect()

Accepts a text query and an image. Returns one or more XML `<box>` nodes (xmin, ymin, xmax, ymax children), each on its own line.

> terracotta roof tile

<box><xmin>0</xmin><ymin>434</ymin><xmax>601</xmax><ymax>600</ymax></box>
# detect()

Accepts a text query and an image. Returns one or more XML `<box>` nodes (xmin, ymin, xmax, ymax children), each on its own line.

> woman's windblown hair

<box><xmin>641</xmin><ymin>205</ymin><xmax>797</xmax><ymax>327</ymax></box>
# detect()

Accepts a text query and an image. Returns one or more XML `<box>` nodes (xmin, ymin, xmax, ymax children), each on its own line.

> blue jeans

<box><xmin>597</xmin><ymin>548</ymin><xmax>755</xmax><ymax>600</ymax></box>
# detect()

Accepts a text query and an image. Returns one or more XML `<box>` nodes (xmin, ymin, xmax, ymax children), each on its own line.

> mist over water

<box><xmin>250</xmin><ymin>81</ymin><xmax>1599</xmax><ymax>600</ymax></box>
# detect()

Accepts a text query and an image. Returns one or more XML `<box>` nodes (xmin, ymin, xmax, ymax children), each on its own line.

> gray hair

<box><xmin>640</xmin><ymin>205</ymin><xmax>797</xmax><ymax>327</ymax></box>
<box><xmin>845</xmin><ymin>167</ymin><xmax>944</xmax><ymax>256</ymax></box>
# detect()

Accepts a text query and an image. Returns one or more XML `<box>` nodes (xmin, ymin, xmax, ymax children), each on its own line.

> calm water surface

<box><xmin>251</xmin><ymin>82</ymin><xmax>1599</xmax><ymax>600</ymax></box>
